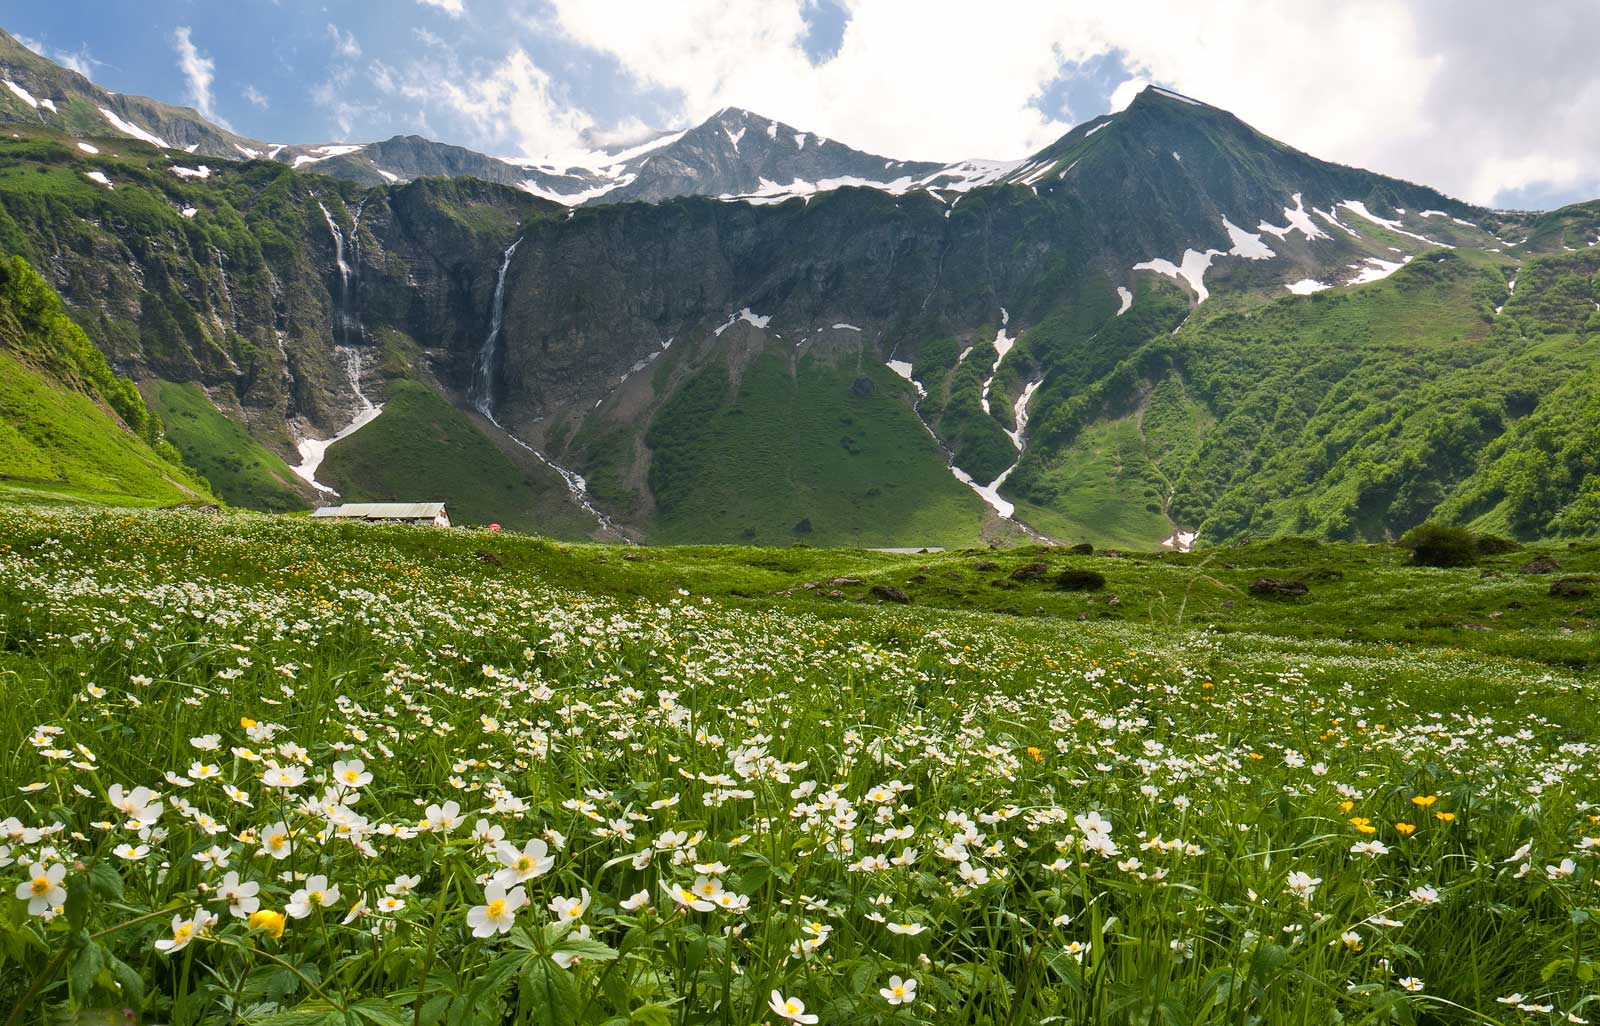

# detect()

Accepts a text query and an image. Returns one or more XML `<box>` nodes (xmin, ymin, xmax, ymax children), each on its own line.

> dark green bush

<box><xmin>1056</xmin><ymin>569</ymin><xmax>1106</xmax><ymax>591</ymax></box>
<box><xmin>1400</xmin><ymin>523</ymin><xmax>1478</xmax><ymax>567</ymax></box>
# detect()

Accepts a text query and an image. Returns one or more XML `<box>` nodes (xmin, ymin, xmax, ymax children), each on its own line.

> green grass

<box><xmin>150</xmin><ymin>380</ymin><xmax>310</xmax><ymax>512</ymax></box>
<box><xmin>644</xmin><ymin>351</ymin><xmax>988</xmax><ymax>547</ymax></box>
<box><xmin>317</xmin><ymin>379</ymin><xmax>599</xmax><ymax>537</ymax></box>
<box><xmin>2</xmin><ymin>507</ymin><xmax>1600</xmax><ymax>1025</ymax></box>
<box><xmin>0</xmin><ymin>351</ymin><xmax>201</xmax><ymax>505</ymax></box>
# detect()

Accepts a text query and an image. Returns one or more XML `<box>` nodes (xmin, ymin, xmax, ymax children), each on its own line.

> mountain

<box><xmin>0</xmin><ymin>29</ymin><xmax>1596</xmax><ymax>548</ymax></box>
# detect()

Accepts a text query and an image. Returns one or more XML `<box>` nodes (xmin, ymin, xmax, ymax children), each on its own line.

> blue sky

<box><xmin>7</xmin><ymin>2</ymin><xmax>1600</xmax><ymax>208</ymax></box>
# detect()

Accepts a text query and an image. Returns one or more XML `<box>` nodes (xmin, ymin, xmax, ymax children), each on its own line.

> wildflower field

<box><xmin>1</xmin><ymin>508</ymin><xmax>1598</xmax><ymax>1025</ymax></box>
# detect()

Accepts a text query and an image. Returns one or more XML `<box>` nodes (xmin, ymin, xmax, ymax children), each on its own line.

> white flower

<box><xmin>1548</xmin><ymin>858</ymin><xmax>1577</xmax><ymax>880</ymax></box>
<box><xmin>467</xmin><ymin>881</ymin><xmax>526</xmax><ymax>937</ymax></box>
<box><xmin>421</xmin><ymin>800</ymin><xmax>463</xmax><ymax>833</ymax></box>
<box><xmin>1408</xmin><ymin>884</ymin><xmax>1439</xmax><ymax>904</ymax></box>
<box><xmin>1286</xmin><ymin>870</ymin><xmax>1322</xmax><ymax>901</ymax></box>
<box><xmin>548</xmin><ymin>888</ymin><xmax>590</xmax><ymax>922</ymax></box>
<box><xmin>155</xmin><ymin>909</ymin><xmax>216</xmax><ymax>953</ymax></box>
<box><xmin>261</xmin><ymin>764</ymin><xmax>306</xmax><ymax>789</ymax></box>
<box><xmin>258</xmin><ymin>821</ymin><xmax>294</xmax><ymax>860</ymax></box>
<box><xmin>880</xmin><ymin>975</ymin><xmax>917</xmax><ymax>1005</ymax></box>
<box><xmin>1350</xmin><ymin>840</ymin><xmax>1390</xmax><ymax>859</ymax></box>
<box><xmin>664</xmin><ymin>880</ymin><xmax>715</xmax><ymax>912</ymax></box>
<box><xmin>620</xmin><ymin>889</ymin><xmax>651</xmax><ymax>911</ymax></box>
<box><xmin>387</xmin><ymin>874</ymin><xmax>421</xmax><ymax>897</ymax></box>
<box><xmin>331</xmin><ymin>759</ymin><xmax>372</xmax><ymax>790</ymax></box>
<box><xmin>286</xmin><ymin>875</ymin><xmax>340</xmax><ymax>919</ymax></box>
<box><xmin>1399</xmin><ymin>977</ymin><xmax>1424</xmax><ymax>993</ymax></box>
<box><xmin>493</xmin><ymin>839</ymin><xmax>555</xmax><ymax>886</ymax></box>
<box><xmin>768</xmin><ymin>991</ymin><xmax>818</xmax><ymax>1024</ymax></box>
<box><xmin>108</xmin><ymin>784</ymin><xmax>163</xmax><ymax>826</ymax></box>
<box><xmin>219</xmin><ymin>871</ymin><xmax>260</xmax><ymax>917</ymax></box>
<box><xmin>14</xmin><ymin>862</ymin><xmax>66</xmax><ymax>915</ymax></box>
<box><xmin>886</xmin><ymin>921</ymin><xmax>927</xmax><ymax>935</ymax></box>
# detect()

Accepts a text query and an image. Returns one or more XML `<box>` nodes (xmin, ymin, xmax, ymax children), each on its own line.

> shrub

<box><xmin>1474</xmin><ymin>534</ymin><xmax>1521</xmax><ymax>556</ymax></box>
<box><xmin>1056</xmin><ymin>569</ymin><xmax>1106</xmax><ymax>591</ymax></box>
<box><xmin>1400</xmin><ymin>523</ymin><xmax>1478</xmax><ymax>567</ymax></box>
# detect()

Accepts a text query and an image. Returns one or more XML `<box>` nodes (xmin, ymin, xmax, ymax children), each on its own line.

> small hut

<box><xmin>311</xmin><ymin>502</ymin><xmax>451</xmax><ymax>528</ymax></box>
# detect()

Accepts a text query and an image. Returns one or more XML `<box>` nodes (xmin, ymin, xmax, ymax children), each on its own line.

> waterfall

<box><xmin>467</xmin><ymin>236</ymin><xmax>616</xmax><ymax>534</ymax></box>
<box><xmin>471</xmin><ymin>237</ymin><xmax>522</xmax><ymax>417</ymax></box>
<box><xmin>318</xmin><ymin>201</ymin><xmax>355</xmax><ymax>346</ymax></box>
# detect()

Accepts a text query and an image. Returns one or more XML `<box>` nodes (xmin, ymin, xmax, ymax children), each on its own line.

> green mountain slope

<box><xmin>149</xmin><ymin>380</ymin><xmax>310</xmax><ymax>513</ymax></box>
<box><xmin>318</xmin><ymin>379</ymin><xmax>599</xmax><ymax>536</ymax></box>
<box><xmin>0</xmin><ymin>256</ymin><xmax>206</xmax><ymax>505</ymax></box>
<box><xmin>641</xmin><ymin>350</ymin><xmax>988</xmax><ymax>547</ymax></box>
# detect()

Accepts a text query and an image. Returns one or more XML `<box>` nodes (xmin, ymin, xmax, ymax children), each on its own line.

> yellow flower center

<box><xmin>344</xmin><ymin>770</ymin><xmax>359</xmax><ymax>782</ymax></box>
<box><xmin>173</xmin><ymin>923</ymin><xmax>194</xmax><ymax>943</ymax></box>
<box><xmin>30</xmin><ymin>876</ymin><xmax>51</xmax><ymax>896</ymax></box>
<box><xmin>487</xmin><ymin>898</ymin><xmax>508</xmax><ymax>919</ymax></box>
<box><xmin>893</xmin><ymin>986</ymin><xmax>906</xmax><ymax>997</ymax></box>
<box><xmin>309</xmin><ymin>891</ymin><xmax>324</xmax><ymax>906</ymax></box>
<box><xmin>269</xmin><ymin>833</ymin><xmax>287</xmax><ymax>850</ymax></box>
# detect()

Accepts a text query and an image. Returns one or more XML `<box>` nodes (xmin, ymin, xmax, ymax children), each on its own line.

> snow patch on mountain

<box><xmin>1134</xmin><ymin>249</ymin><xmax>1225</xmax><ymax>303</ymax></box>
<box><xmin>5</xmin><ymin>80</ymin><xmax>38</xmax><ymax>107</ymax></box>
<box><xmin>1285</xmin><ymin>279</ymin><xmax>1330</xmax><ymax>295</ymax></box>
<box><xmin>1116</xmin><ymin>287</ymin><xmax>1133</xmax><ymax>315</ymax></box>
<box><xmin>98</xmin><ymin>107</ymin><xmax>169</xmax><ymax>149</ymax></box>
<box><xmin>1346</xmin><ymin>255</ymin><xmax>1411</xmax><ymax>286</ymax></box>
<box><xmin>1257</xmin><ymin>194</ymin><xmax>1327</xmax><ymax>242</ymax></box>
<box><xmin>1224</xmin><ymin>219</ymin><xmax>1275</xmax><ymax>260</ymax></box>
<box><xmin>171</xmin><ymin>165</ymin><xmax>211</xmax><ymax>180</ymax></box>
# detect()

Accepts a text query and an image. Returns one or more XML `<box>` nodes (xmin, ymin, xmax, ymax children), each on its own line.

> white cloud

<box><xmin>417</xmin><ymin>0</ymin><xmax>466</xmax><ymax>16</ymax></box>
<box><xmin>428</xmin><ymin>49</ymin><xmax>597</xmax><ymax>161</ymax></box>
<box><xmin>172</xmin><ymin>27</ymin><xmax>230</xmax><ymax>129</ymax></box>
<box><xmin>327</xmin><ymin>24</ymin><xmax>362</xmax><ymax>60</ymax></box>
<box><xmin>243</xmin><ymin>84</ymin><xmax>269</xmax><ymax>110</ymax></box>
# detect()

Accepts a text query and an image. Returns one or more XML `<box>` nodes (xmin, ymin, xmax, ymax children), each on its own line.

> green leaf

<box><xmin>351</xmin><ymin>997</ymin><xmax>410</xmax><ymax>1026</ymax></box>
<box><xmin>552</xmin><ymin>937</ymin><xmax>620</xmax><ymax>962</ymax></box>
<box><xmin>64</xmin><ymin>870</ymin><xmax>91</xmax><ymax>931</ymax></box>
<box><xmin>104</xmin><ymin>949</ymin><xmax>145</xmax><ymax>1005</ymax></box>
<box><xmin>629</xmin><ymin>1003</ymin><xmax>676</xmax><ymax>1026</ymax></box>
<box><xmin>69</xmin><ymin>939</ymin><xmax>105</xmax><ymax>1000</ymax></box>
<box><xmin>86</xmin><ymin>861</ymin><xmax>124</xmax><ymax>902</ymax></box>
<box><xmin>521</xmin><ymin>957</ymin><xmax>580</xmax><ymax>1026</ymax></box>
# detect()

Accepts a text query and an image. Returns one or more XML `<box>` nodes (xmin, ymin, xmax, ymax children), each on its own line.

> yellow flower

<box><xmin>1026</xmin><ymin>747</ymin><xmax>1043</xmax><ymax>764</ymax></box>
<box><xmin>1394</xmin><ymin>822</ymin><xmax>1417</xmax><ymax>836</ymax></box>
<box><xmin>1248</xmin><ymin>753</ymin><xmax>1264</xmax><ymax>761</ymax></box>
<box><xmin>1410</xmin><ymin>795</ymin><xmax>1438</xmax><ymax>808</ymax></box>
<box><xmin>248</xmin><ymin>909</ymin><xmax>286</xmax><ymax>939</ymax></box>
<box><xmin>240</xmin><ymin>716</ymin><xmax>258</xmax><ymax>730</ymax></box>
<box><xmin>1435</xmin><ymin>812</ymin><xmax>1456</xmax><ymax>823</ymax></box>
<box><xmin>1338</xmin><ymin>801</ymin><xmax>1355</xmax><ymax>813</ymax></box>
<box><xmin>1348</xmin><ymin>817</ymin><xmax>1376</xmax><ymax>835</ymax></box>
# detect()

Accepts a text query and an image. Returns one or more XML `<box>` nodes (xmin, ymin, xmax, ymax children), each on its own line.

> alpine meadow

<box><xmin>0</xmin><ymin>5</ymin><xmax>1598</xmax><ymax>1026</ymax></box>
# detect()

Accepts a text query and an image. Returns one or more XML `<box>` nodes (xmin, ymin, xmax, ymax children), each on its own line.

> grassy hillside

<box><xmin>1010</xmin><ymin>247</ymin><xmax>1600</xmax><ymax>546</ymax></box>
<box><xmin>150</xmin><ymin>380</ymin><xmax>310</xmax><ymax>512</ymax></box>
<box><xmin>0</xmin><ymin>256</ymin><xmax>205</xmax><ymax>505</ymax></box>
<box><xmin>644</xmin><ymin>351</ymin><xmax>988</xmax><ymax>546</ymax></box>
<box><xmin>318</xmin><ymin>379</ymin><xmax>598</xmax><ymax>536</ymax></box>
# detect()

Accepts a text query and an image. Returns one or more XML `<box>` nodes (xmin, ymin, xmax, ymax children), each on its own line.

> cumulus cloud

<box><xmin>172</xmin><ymin>27</ymin><xmax>230</xmax><ymax>129</ymax></box>
<box><xmin>417</xmin><ymin>0</ymin><xmax>466</xmax><ymax>16</ymax></box>
<box><xmin>433</xmin><ymin>49</ymin><xmax>597</xmax><ymax>161</ymax></box>
<box><xmin>243</xmin><ymin>84</ymin><xmax>269</xmax><ymax>110</ymax></box>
